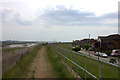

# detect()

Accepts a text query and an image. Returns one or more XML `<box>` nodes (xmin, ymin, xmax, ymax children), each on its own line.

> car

<box><xmin>94</xmin><ymin>52</ymin><xmax>107</xmax><ymax>58</ymax></box>
<box><xmin>100</xmin><ymin>53</ymin><xmax>107</xmax><ymax>58</ymax></box>
<box><xmin>111</xmin><ymin>49</ymin><xmax>120</xmax><ymax>57</ymax></box>
<box><xmin>94</xmin><ymin>52</ymin><xmax>100</xmax><ymax>56</ymax></box>
<box><xmin>72</xmin><ymin>47</ymin><xmax>75</xmax><ymax>49</ymax></box>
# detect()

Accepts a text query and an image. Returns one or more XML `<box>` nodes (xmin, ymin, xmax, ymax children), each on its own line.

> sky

<box><xmin>0</xmin><ymin>0</ymin><xmax>119</xmax><ymax>42</ymax></box>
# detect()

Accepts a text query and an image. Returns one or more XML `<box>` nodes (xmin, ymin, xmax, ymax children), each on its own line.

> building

<box><xmin>95</xmin><ymin>34</ymin><xmax>120</xmax><ymax>52</ymax></box>
<box><xmin>73</xmin><ymin>39</ymin><xmax>97</xmax><ymax>46</ymax></box>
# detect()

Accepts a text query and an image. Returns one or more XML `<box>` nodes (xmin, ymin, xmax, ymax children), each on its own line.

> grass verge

<box><xmin>46</xmin><ymin>45</ymin><xmax>74</xmax><ymax>78</ymax></box>
<box><xmin>2</xmin><ymin>45</ymin><xmax>41</xmax><ymax>78</ymax></box>
<box><xmin>2</xmin><ymin>47</ymin><xmax>25</xmax><ymax>53</ymax></box>
<box><xmin>55</xmin><ymin>43</ymin><xmax>119</xmax><ymax>79</ymax></box>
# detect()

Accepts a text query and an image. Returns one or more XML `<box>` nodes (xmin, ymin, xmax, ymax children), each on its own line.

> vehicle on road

<box><xmin>111</xmin><ymin>49</ymin><xmax>120</xmax><ymax>57</ymax></box>
<box><xmin>94</xmin><ymin>52</ymin><xmax>108</xmax><ymax>58</ymax></box>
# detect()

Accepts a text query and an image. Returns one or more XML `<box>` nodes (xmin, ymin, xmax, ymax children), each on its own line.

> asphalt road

<box><xmin>79</xmin><ymin>50</ymin><xmax>119</xmax><ymax>64</ymax></box>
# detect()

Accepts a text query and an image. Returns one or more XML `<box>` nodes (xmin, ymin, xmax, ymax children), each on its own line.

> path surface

<box><xmin>28</xmin><ymin>46</ymin><xmax>56</xmax><ymax>78</ymax></box>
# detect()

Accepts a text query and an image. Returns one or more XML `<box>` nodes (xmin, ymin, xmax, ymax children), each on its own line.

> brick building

<box><xmin>94</xmin><ymin>34</ymin><xmax>120</xmax><ymax>52</ymax></box>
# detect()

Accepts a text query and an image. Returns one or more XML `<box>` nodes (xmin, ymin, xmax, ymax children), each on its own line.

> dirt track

<box><xmin>28</xmin><ymin>46</ymin><xmax>56</xmax><ymax>78</ymax></box>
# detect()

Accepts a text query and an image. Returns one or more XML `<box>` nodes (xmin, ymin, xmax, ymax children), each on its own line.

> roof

<box><xmin>98</xmin><ymin>34</ymin><xmax>120</xmax><ymax>40</ymax></box>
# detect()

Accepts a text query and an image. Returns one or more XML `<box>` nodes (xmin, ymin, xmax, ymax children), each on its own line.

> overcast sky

<box><xmin>1</xmin><ymin>0</ymin><xmax>119</xmax><ymax>42</ymax></box>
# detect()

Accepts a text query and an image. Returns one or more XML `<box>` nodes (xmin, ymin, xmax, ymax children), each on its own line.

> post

<box><xmin>99</xmin><ymin>60</ymin><xmax>101</xmax><ymax>80</ymax></box>
<box><xmin>64</xmin><ymin>52</ymin><xmax>65</xmax><ymax>61</ymax></box>
<box><xmin>76</xmin><ymin>53</ymin><xmax>78</xmax><ymax>79</ymax></box>
<box><xmin>85</xmin><ymin>56</ymin><xmax>86</xmax><ymax>80</ymax></box>
<box><xmin>71</xmin><ymin>51</ymin><xmax>72</xmax><ymax>72</ymax></box>
<box><xmin>67</xmin><ymin>52</ymin><xmax>68</xmax><ymax>66</ymax></box>
<box><xmin>98</xmin><ymin>52</ymin><xmax>99</xmax><ymax>59</ymax></box>
<box><xmin>89</xmin><ymin>34</ymin><xmax>90</xmax><ymax>56</ymax></box>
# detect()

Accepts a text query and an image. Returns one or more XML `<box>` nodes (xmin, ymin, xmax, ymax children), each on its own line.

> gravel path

<box><xmin>28</xmin><ymin>46</ymin><xmax>56</xmax><ymax>78</ymax></box>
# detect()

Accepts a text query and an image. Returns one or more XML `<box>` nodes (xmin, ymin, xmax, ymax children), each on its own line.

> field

<box><xmin>53</xmin><ymin>43</ymin><xmax>119</xmax><ymax>79</ymax></box>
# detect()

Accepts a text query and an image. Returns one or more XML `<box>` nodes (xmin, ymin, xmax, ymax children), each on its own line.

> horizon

<box><xmin>2</xmin><ymin>33</ymin><xmax>120</xmax><ymax>42</ymax></box>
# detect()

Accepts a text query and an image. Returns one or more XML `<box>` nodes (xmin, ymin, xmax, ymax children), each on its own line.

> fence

<box><xmin>51</xmin><ymin>45</ymin><xmax>120</xmax><ymax>80</ymax></box>
<box><xmin>2</xmin><ymin>45</ymin><xmax>36</xmax><ymax>74</ymax></box>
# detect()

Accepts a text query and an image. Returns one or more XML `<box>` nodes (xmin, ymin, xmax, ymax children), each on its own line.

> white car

<box><xmin>94</xmin><ymin>52</ymin><xmax>107</xmax><ymax>58</ymax></box>
<box><xmin>100</xmin><ymin>53</ymin><xmax>107</xmax><ymax>58</ymax></box>
<box><xmin>94</xmin><ymin>52</ymin><xmax>100</xmax><ymax>56</ymax></box>
<box><xmin>111</xmin><ymin>49</ymin><xmax>120</xmax><ymax>57</ymax></box>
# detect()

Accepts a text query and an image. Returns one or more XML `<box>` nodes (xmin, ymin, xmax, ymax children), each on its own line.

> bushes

<box><xmin>94</xmin><ymin>48</ymin><xmax>100</xmax><ymax>52</ymax></box>
<box><xmin>81</xmin><ymin>45</ymin><xmax>89</xmax><ymax>50</ymax></box>
<box><xmin>106</xmin><ymin>50</ymin><xmax>112</xmax><ymax>56</ymax></box>
<box><xmin>72</xmin><ymin>46</ymin><xmax>81</xmax><ymax>52</ymax></box>
<box><xmin>109</xmin><ymin>58</ymin><xmax>116</xmax><ymax>64</ymax></box>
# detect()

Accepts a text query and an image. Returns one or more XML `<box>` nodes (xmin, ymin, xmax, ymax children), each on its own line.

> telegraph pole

<box><xmin>89</xmin><ymin>34</ymin><xmax>90</xmax><ymax>56</ymax></box>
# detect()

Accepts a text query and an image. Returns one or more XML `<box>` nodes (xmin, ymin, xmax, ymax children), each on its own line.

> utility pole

<box><xmin>98</xmin><ymin>42</ymin><xmax>100</xmax><ymax>59</ymax></box>
<box><xmin>89</xmin><ymin>34</ymin><xmax>90</xmax><ymax>56</ymax></box>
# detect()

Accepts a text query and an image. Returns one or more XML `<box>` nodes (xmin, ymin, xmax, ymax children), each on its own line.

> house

<box><xmin>80</xmin><ymin>38</ymin><xmax>97</xmax><ymax>46</ymax></box>
<box><xmin>95</xmin><ymin>34</ymin><xmax>120</xmax><ymax>52</ymax></box>
<box><xmin>73</xmin><ymin>39</ymin><xmax>97</xmax><ymax>47</ymax></box>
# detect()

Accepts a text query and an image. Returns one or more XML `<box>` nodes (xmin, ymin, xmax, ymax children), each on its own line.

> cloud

<box><xmin>38</xmin><ymin>6</ymin><xmax>117</xmax><ymax>27</ymax></box>
<box><xmin>14</xmin><ymin>13</ymin><xmax>34</xmax><ymax>25</ymax></box>
<box><xmin>2</xmin><ymin>8</ymin><xmax>15</xmax><ymax>22</ymax></box>
<box><xmin>2</xmin><ymin>5</ymin><xmax>117</xmax><ymax>27</ymax></box>
<box><xmin>1</xmin><ymin>0</ymin><xmax>118</xmax><ymax>41</ymax></box>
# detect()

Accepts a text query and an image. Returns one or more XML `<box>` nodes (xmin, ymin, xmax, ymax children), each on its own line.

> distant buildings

<box><xmin>73</xmin><ymin>38</ymin><xmax>97</xmax><ymax>46</ymax></box>
<box><xmin>73</xmin><ymin>34</ymin><xmax>120</xmax><ymax>52</ymax></box>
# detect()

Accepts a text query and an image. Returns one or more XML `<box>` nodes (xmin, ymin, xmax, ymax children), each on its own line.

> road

<box><xmin>79</xmin><ymin>50</ymin><xmax>119</xmax><ymax>64</ymax></box>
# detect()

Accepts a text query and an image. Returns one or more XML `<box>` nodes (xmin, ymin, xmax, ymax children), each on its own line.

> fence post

<box><xmin>64</xmin><ymin>52</ymin><xmax>65</xmax><ymax>61</ymax></box>
<box><xmin>85</xmin><ymin>55</ymin><xmax>86</xmax><ymax>80</ymax></box>
<box><xmin>99</xmin><ymin>60</ymin><xmax>101</xmax><ymax>80</ymax></box>
<box><xmin>67</xmin><ymin>52</ymin><xmax>68</xmax><ymax>67</ymax></box>
<box><xmin>71</xmin><ymin>51</ymin><xmax>72</xmax><ymax>72</ymax></box>
<box><xmin>76</xmin><ymin>53</ymin><xmax>78</xmax><ymax>79</ymax></box>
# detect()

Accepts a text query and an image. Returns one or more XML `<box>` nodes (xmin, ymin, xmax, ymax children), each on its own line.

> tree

<box><xmin>72</xmin><ymin>40</ymin><xmax>75</xmax><ymax>46</ymax></box>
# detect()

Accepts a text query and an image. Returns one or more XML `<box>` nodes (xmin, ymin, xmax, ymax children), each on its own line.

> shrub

<box><xmin>72</xmin><ymin>46</ymin><xmax>81</xmax><ymax>52</ymax></box>
<box><xmin>94</xmin><ymin>48</ymin><xmax>100</xmax><ymax>52</ymax></box>
<box><xmin>106</xmin><ymin>50</ymin><xmax>112</xmax><ymax>56</ymax></box>
<box><xmin>109</xmin><ymin>58</ymin><xmax>116</xmax><ymax>64</ymax></box>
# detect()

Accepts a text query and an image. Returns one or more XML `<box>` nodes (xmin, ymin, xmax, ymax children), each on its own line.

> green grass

<box><xmin>2</xmin><ymin>47</ymin><xmax>25</xmax><ymax>52</ymax></box>
<box><xmin>2</xmin><ymin>45</ymin><xmax>41</xmax><ymax>78</ymax></box>
<box><xmin>54</xmin><ymin>43</ymin><xmax>119</xmax><ymax>79</ymax></box>
<box><xmin>55</xmin><ymin>43</ymin><xmax>73</xmax><ymax>50</ymax></box>
<box><xmin>46</xmin><ymin>45</ymin><xmax>74</xmax><ymax>78</ymax></box>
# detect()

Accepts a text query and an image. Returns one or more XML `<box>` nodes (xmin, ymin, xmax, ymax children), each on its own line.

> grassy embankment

<box><xmin>54</xmin><ymin>43</ymin><xmax>119</xmax><ymax>79</ymax></box>
<box><xmin>2</xmin><ymin>47</ymin><xmax>25</xmax><ymax>53</ymax></box>
<box><xmin>2</xmin><ymin>45</ymin><xmax>41</xmax><ymax>78</ymax></box>
<box><xmin>46</xmin><ymin>45</ymin><xmax>74</xmax><ymax>78</ymax></box>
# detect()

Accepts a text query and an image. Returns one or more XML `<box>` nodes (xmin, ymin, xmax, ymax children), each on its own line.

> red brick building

<box><xmin>94</xmin><ymin>34</ymin><xmax>120</xmax><ymax>51</ymax></box>
<box><xmin>73</xmin><ymin>39</ymin><xmax>97</xmax><ymax>46</ymax></box>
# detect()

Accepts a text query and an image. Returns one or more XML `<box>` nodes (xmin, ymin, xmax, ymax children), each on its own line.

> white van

<box><xmin>111</xmin><ymin>49</ymin><xmax>120</xmax><ymax>57</ymax></box>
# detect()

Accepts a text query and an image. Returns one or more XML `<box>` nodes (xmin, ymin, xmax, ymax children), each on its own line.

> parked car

<box><xmin>94</xmin><ymin>52</ymin><xmax>100</xmax><ymax>56</ymax></box>
<box><xmin>99</xmin><ymin>53</ymin><xmax>108</xmax><ymax>58</ymax></box>
<box><xmin>94</xmin><ymin>52</ymin><xmax>108</xmax><ymax>58</ymax></box>
<box><xmin>111</xmin><ymin>49</ymin><xmax>120</xmax><ymax>57</ymax></box>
